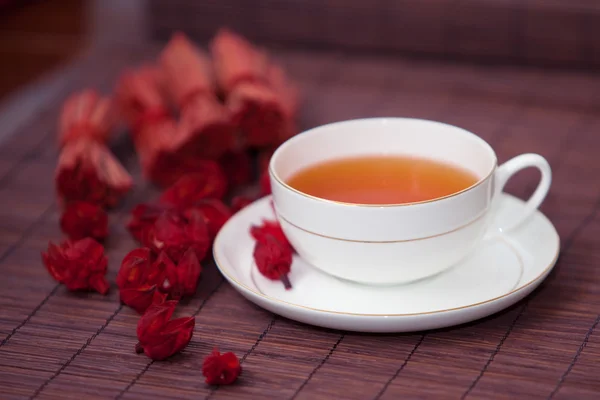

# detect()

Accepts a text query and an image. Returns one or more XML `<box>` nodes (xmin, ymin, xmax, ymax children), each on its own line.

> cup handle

<box><xmin>490</xmin><ymin>153</ymin><xmax>552</xmax><ymax>234</ymax></box>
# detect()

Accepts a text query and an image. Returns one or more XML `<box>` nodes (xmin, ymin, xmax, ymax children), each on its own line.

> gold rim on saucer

<box><xmin>213</xmin><ymin>232</ymin><xmax>560</xmax><ymax>318</ymax></box>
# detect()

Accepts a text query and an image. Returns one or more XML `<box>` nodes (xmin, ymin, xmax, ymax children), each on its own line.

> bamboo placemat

<box><xmin>0</xmin><ymin>44</ymin><xmax>599</xmax><ymax>399</ymax></box>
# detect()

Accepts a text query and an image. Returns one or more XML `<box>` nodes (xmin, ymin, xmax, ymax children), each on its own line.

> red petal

<box><xmin>174</xmin><ymin>247</ymin><xmax>202</xmax><ymax>297</ymax></box>
<box><xmin>136</xmin><ymin>299</ymin><xmax>178</xmax><ymax>341</ymax></box>
<box><xmin>141</xmin><ymin>317</ymin><xmax>195</xmax><ymax>361</ymax></box>
<box><xmin>41</xmin><ymin>242</ymin><xmax>67</xmax><ymax>282</ymax></box>
<box><xmin>90</xmin><ymin>275</ymin><xmax>110</xmax><ymax>295</ymax></box>
<box><xmin>153</xmin><ymin>251</ymin><xmax>177</xmax><ymax>293</ymax></box>
<box><xmin>202</xmin><ymin>348</ymin><xmax>242</xmax><ymax>385</ymax></box>
<box><xmin>120</xmin><ymin>285</ymin><xmax>157</xmax><ymax>314</ymax></box>
<box><xmin>116</xmin><ymin>247</ymin><xmax>155</xmax><ymax>289</ymax></box>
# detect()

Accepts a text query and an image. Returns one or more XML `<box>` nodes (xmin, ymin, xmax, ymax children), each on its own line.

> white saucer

<box><xmin>213</xmin><ymin>194</ymin><xmax>560</xmax><ymax>333</ymax></box>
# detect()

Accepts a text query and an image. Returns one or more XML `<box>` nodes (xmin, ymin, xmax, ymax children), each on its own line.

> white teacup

<box><xmin>269</xmin><ymin>118</ymin><xmax>551</xmax><ymax>285</ymax></box>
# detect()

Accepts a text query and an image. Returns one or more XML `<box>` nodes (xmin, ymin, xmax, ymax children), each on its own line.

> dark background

<box><xmin>2</xmin><ymin>0</ymin><xmax>599</xmax><ymax>103</ymax></box>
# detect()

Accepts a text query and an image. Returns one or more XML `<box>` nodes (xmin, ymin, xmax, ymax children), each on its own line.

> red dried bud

<box><xmin>55</xmin><ymin>140</ymin><xmax>133</xmax><ymax>208</ymax></box>
<box><xmin>164</xmin><ymin>247</ymin><xmax>202</xmax><ymax>299</ymax></box>
<box><xmin>159</xmin><ymin>169</ymin><xmax>227</xmax><ymax>209</ymax></box>
<box><xmin>119</xmin><ymin>285</ymin><xmax>157</xmax><ymax>314</ymax></box>
<box><xmin>135</xmin><ymin>299</ymin><xmax>195</xmax><ymax>360</ymax></box>
<box><xmin>152</xmin><ymin>210</ymin><xmax>210</xmax><ymax>262</ymax></box>
<box><xmin>60</xmin><ymin>201</ymin><xmax>108</xmax><ymax>241</ymax></box>
<box><xmin>116</xmin><ymin>248</ymin><xmax>165</xmax><ymax>313</ymax></box>
<box><xmin>42</xmin><ymin>238</ymin><xmax>109</xmax><ymax>294</ymax></box>
<box><xmin>202</xmin><ymin>348</ymin><xmax>242</xmax><ymax>385</ymax></box>
<box><xmin>160</xmin><ymin>33</ymin><xmax>236</xmax><ymax>160</ymax></box>
<box><xmin>250</xmin><ymin>219</ymin><xmax>292</xmax><ymax>250</ymax></box>
<box><xmin>184</xmin><ymin>199</ymin><xmax>232</xmax><ymax>240</ymax></box>
<box><xmin>231</xmin><ymin>195</ymin><xmax>255</xmax><ymax>213</ymax></box>
<box><xmin>253</xmin><ymin>235</ymin><xmax>292</xmax><ymax>289</ymax></box>
<box><xmin>210</xmin><ymin>30</ymin><xmax>299</xmax><ymax>147</ymax></box>
<box><xmin>117</xmin><ymin>248</ymin><xmax>155</xmax><ymax>287</ymax></box>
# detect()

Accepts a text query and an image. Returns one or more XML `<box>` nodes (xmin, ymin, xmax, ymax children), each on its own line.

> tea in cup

<box><xmin>269</xmin><ymin>118</ymin><xmax>551</xmax><ymax>285</ymax></box>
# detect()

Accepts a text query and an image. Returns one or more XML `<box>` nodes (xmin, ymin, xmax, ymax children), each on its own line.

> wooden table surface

<box><xmin>0</xmin><ymin>43</ymin><xmax>599</xmax><ymax>400</ymax></box>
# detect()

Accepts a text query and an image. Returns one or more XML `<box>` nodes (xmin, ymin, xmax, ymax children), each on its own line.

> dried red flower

<box><xmin>60</xmin><ymin>201</ymin><xmax>108</xmax><ymax>241</ymax></box>
<box><xmin>160</xmin><ymin>33</ymin><xmax>236</xmax><ymax>161</ymax></box>
<box><xmin>253</xmin><ymin>235</ymin><xmax>293</xmax><ymax>289</ymax></box>
<box><xmin>152</xmin><ymin>209</ymin><xmax>210</xmax><ymax>263</ymax></box>
<box><xmin>202</xmin><ymin>348</ymin><xmax>242</xmax><ymax>385</ymax></box>
<box><xmin>56</xmin><ymin>140</ymin><xmax>133</xmax><ymax>208</ymax></box>
<box><xmin>210</xmin><ymin>29</ymin><xmax>299</xmax><ymax>148</ymax></box>
<box><xmin>231</xmin><ymin>195</ymin><xmax>255</xmax><ymax>213</ymax></box>
<box><xmin>42</xmin><ymin>238</ymin><xmax>109</xmax><ymax>294</ymax></box>
<box><xmin>116</xmin><ymin>248</ymin><xmax>163</xmax><ymax>313</ymax></box>
<box><xmin>184</xmin><ymin>199</ymin><xmax>232</xmax><ymax>240</ymax></box>
<box><xmin>159</xmin><ymin>168</ymin><xmax>228</xmax><ymax>209</ymax></box>
<box><xmin>117</xmin><ymin>247</ymin><xmax>201</xmax><ymax>312</ymax></box>
<box><xmin>135</xmin><ymin>298</ymin><xmax>195</xmax><ymax>361</ymax></box>
<box><xmin>164</xmin><ymin>247</ymin><xmax>202</xmax><ymax>299</ymax></box>
<box><xmin>250</xmin><ymin>219</ymin><xmax>291</xmax><ymax>250</ymax></box>
<box><xmin>56</xmin><ymin>90</ymin><xmax>133</xmax><ymax>207</ymax></box>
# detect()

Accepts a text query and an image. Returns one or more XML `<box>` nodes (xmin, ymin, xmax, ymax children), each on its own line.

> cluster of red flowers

<box><xmin>43</xmin><ymin>90</ymin><xmax>128</xmax><ymax>296</ymax></box>
<box><xmin>114</xmin><ymin>29</ymin><xmax>298</xmax><ymax>190</ymax></box>
<box><xmin>41</xmin><ymin>28</ymin><xmax>300</xmax><ymax>386</ymax></box>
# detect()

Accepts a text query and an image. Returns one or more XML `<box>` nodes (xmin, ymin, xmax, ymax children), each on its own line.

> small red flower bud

<box><xmin>253</xmin><ymin>235</ymin><xmax>293</xmax><ymax>290</ymax></box>
<box><xmin>42</xmin><ymin>238</ymin><xmax>109</xmax><ymax>295</ymax></box>
<box><xmin>202</xmin><ymin>348</ymin><xmax>242</xmax><ymax>385</ymax></box>
<box><xmin>117</xmin><ymin>248</ymin><xmax>169</xmax><ymax>313</ymax></box>
<box><xmin>135</xmin><ymin>299</ymin><xmax>195</xmax><ymax>361</ymax></box>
